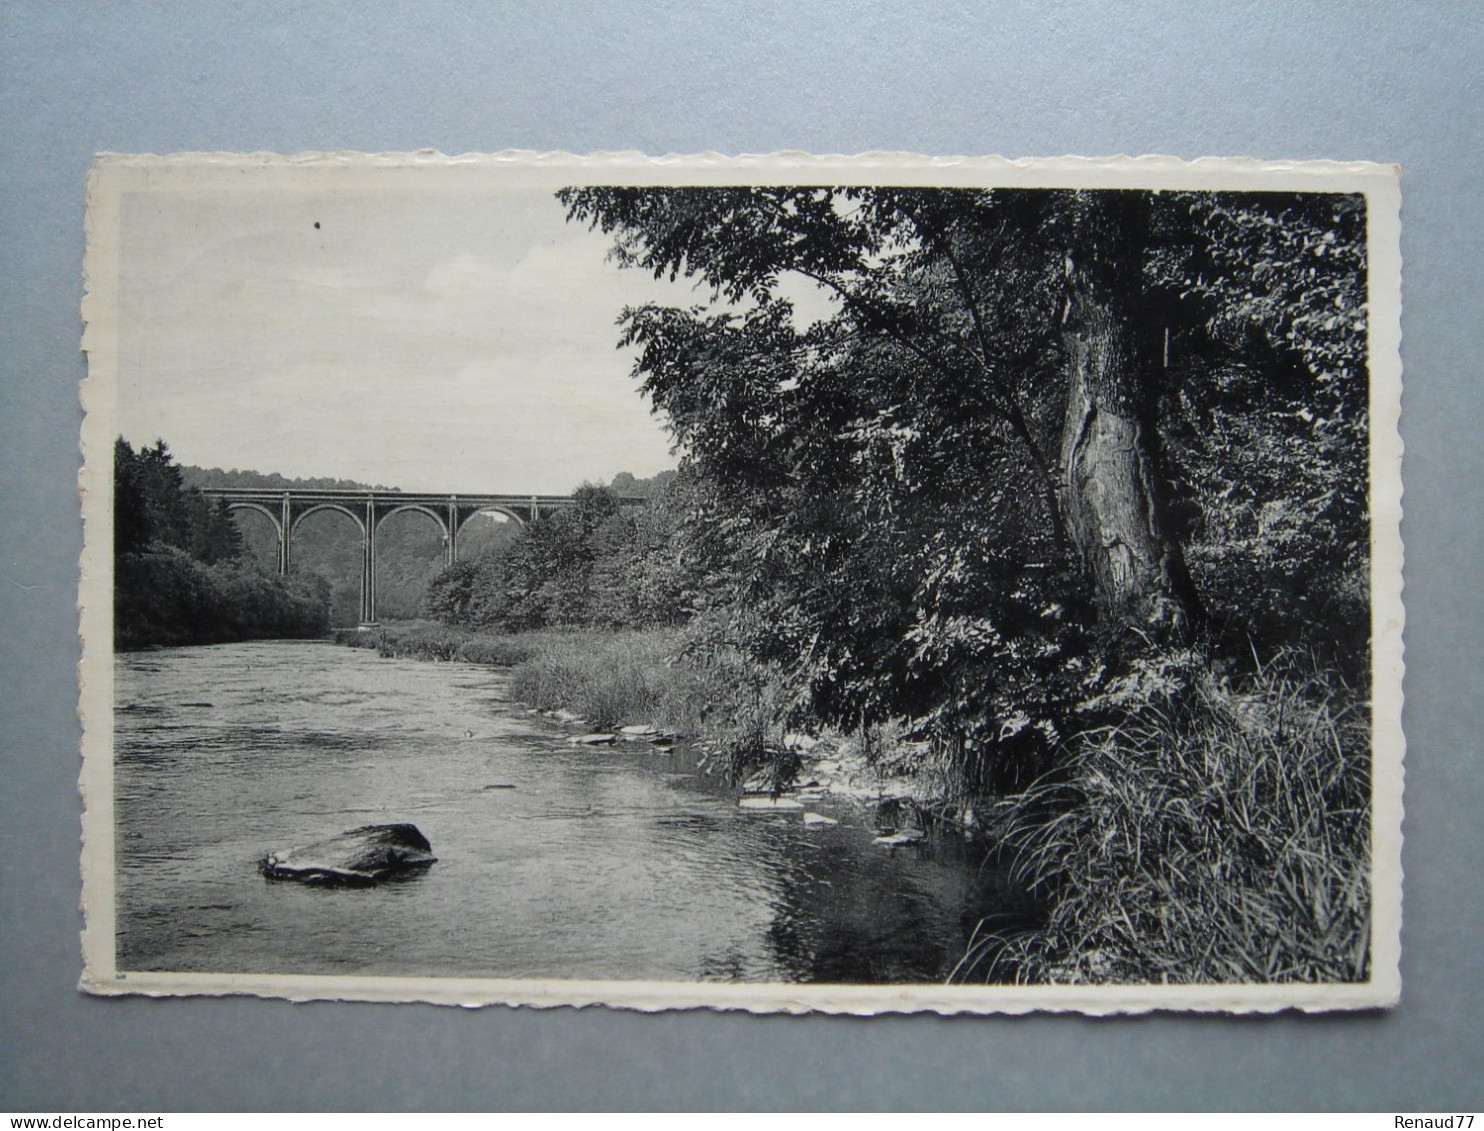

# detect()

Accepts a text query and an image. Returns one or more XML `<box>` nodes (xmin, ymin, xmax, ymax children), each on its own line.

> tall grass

<box><xmin>954</xmin><ymin>657</ymin><xmax>1371</xmax><ymax>985</ymax></box>
<box><xmin>506</xmin><ymin>628</ymin><xmax>708</xmax><ymax>732</ymax></box>
<box><xmin>339</xmin><ymin>621</ymin><xmax>772</xmax><ymax>757</ymax></box>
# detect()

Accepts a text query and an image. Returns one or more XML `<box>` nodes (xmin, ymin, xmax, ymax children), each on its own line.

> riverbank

<box><xmin>337</xmin><ymin>621</ymin><xmax>1371</xmax><ymax>986</ymax></box>
<box><xmin>117</xmin><ymin>638</ymin><xmax>1007</xmax><ymax>983</ymax></box>
<box><xmin>336</xmin><ymin>620</ymin><xmax>980</xmax><ymax>836</ymax></box>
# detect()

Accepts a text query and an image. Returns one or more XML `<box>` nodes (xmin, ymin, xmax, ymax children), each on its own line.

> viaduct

<box><xmin>200</xmin><ymin>487</ymin><xmax>642</xmax><ymax>627</ymax></box>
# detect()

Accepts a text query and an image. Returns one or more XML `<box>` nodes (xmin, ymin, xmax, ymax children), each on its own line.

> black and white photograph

<box><xmin>78</xmin><ymin>153</ymin><xmax>1402</xmax><ymax>1013</ymax></box>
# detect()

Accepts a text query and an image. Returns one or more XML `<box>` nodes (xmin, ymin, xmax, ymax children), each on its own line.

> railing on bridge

<box><xmin>200</xmin><ymin>487</ymin><xmax>643</xmax><ymax>627</ymax></box>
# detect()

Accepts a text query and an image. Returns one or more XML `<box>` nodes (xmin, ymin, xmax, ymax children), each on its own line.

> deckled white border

<box><xmin>79</xmin><ymin>151</ymin><xmax>1404</xmax><ymax>1014</ymax></box>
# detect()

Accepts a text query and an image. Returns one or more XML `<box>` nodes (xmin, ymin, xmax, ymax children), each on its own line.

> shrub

<box><xmin>114</xmin><ymin>549</ymin><xmax>330</xmax><ymax>649</ymax></box>
<box><xmin>954</xmin><ymin>656</ymin><xmax>1371</xmax><ymax>984</ymax></box>
<box><xmin>353</xmin><ymin>620</ymin><xmax>538</xmax><ymax>665</ymax></box>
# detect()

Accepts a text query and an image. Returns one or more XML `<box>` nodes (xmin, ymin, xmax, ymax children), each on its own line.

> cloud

<box><xmin>118</xmin><ymin>187</ymin><xmax>687</xmax><ymax>491</ymax></box>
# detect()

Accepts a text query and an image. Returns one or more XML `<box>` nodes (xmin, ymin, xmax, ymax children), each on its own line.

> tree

<box><xmin>1145</xmin><ymin>191</ymin><xmax>1370</xmax><ymax>669</ymax></box>
<box><xmin>114</xmin><ymin>437</ymin><xmax>153</xmax><ymax>556</ymax></box>
<box><xmin>561</xmin><ymin>187</ymin><xmax>1200</xmax><ymax>635</ymax></box>
<box><xmin>113</xmin><ymin>436</ymin><xmax>331</xmax><ymax>647</ymax></box>
<box><xmin>559</xmin><ymin>185</ymin><xmax>1370</xmax><ymax>783</ymax></box>
<box><xmin>1055</xmin><ymin>191</ymin><xmax>1199</xmax><ymax>636</ymax></box>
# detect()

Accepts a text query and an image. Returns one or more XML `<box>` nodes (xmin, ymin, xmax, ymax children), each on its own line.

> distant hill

<box><xmin>180</xmin><ymin>466</ymin><xmax>396</xmax><ymax>492</ymax></box>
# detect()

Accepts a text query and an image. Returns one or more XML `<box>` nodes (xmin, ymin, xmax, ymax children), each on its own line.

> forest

<box><xmin>112</xmin><ymin>438</ymin><xmax>333</xmax><ymax>648</ymax></box>
<box><xmin>416</xmin><ymin>185</ymin><xmax>1374</xmax><ymax>984</ymax></box>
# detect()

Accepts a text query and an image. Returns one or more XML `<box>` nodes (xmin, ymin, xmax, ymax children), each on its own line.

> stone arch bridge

<box><xmin>201</xmin><ymin>487</ymin><xmax>642</xmax><ymax>627</ymax></box>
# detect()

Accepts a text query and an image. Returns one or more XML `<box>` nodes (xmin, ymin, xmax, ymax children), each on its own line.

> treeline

<box><xmin>182</xmin><ymin>465</ymin><xmax>398</xmax><ymax>491</ymax></box>
<box><xmin>422</xmin><ymin>470</ymin><xmax>692</xmax><ymax>632</ymax></box>
<box><xmin>114</xmin><ymin>439</ymin><xmax>332</xmax><ymax>648</ymax></box>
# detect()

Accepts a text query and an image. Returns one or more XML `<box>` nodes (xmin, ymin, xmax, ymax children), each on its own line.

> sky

<box><xmin>116</xmin><ymin>183</ymin><xmax>724</xmax><ymax>493</ymax></box>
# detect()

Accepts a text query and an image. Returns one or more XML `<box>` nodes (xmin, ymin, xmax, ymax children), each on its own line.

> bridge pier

<box><xmin>360</xmin><ymin>496</ymin><xmax>378</xmax><ymax>628</ymax></box>
<box><xmin>446</xmin><ymin>497</ymin><xmax>459</xmax><ymax>568</ymax></box>
<box><xmin>278</xmin><ymin>493</ymin><xmax>291</xmax><ymax>576</ymax></box>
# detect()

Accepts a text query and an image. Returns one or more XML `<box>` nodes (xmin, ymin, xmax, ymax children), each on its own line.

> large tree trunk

<box><xmin>1058</xmin><ymin>193</ymin><xmax>1191</xmax><ymax>639</ymax></box>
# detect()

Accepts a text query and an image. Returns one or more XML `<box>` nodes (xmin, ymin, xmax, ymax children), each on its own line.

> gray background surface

<box><xmin>2</xmin><ymin>0</ymin><xmax>1481</xmax><ymax>1112</ymax></box>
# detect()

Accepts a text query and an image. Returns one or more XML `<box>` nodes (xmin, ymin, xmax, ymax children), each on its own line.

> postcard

<box><xmin>79</xmin><ymin>152</ymin><xmax>1403</xmax><ymax>1012</ymax></box>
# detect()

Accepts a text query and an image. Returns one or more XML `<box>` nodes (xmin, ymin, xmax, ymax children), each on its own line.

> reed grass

<box><xmin>506</xmin><ymin>628</ymin><xmax>708</xmax><ymax>732</ymax></box>
<box><xmin>953</xmin><ymin>656</ymin><xmax>1372</xmax><ymax>985</ymax></box>
<box><xmin>341</xmin><ymin>620</ymin><xmax>753</xmax><ymax>743</ymax></box>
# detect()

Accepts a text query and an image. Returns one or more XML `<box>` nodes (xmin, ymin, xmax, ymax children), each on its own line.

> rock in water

<box><xmin>261</xmin><ymin>823</ymin><xmax>437</xmax><ymax>886</ymax></box>
<box><xmin>873</xmin><ymin>830</ymin><xmax>925</xmax><ymax>848</ymax></box>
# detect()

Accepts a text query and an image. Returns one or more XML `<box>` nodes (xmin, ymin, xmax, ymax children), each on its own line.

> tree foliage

<box><xmin>117</xmin><ymin>438</ymin><xmax>243</xmax><ymax>563</ymax></box>
<box><xmin>556</xmin><ymin>186</ymin><xmax>1370</xmax><ymax>788</ymax></box>
<box><xmin>422</xmin><ymin>472</ymin><xmax>696</xmax><ymax>633</ymax></box>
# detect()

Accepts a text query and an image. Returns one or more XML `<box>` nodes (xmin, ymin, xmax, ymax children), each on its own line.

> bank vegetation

<box><xmin>113</xmin><ymin>438</ymin><xmax>332</xmax><ymax>649</ymax></box>
<box><xmin>395</xmin><ymin>186</ymin><xmax>1374</xmax><ymax>985</ymax></box>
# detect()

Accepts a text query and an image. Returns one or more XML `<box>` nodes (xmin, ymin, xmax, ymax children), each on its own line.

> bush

<box><xmin>114</xmin><ymin>549</ymin><xmax>330</xmax><ymax>649</ymax></box>
<box><xmin>113</xmin><ymin>436</ymin><xmax>332</xmax><ymax>647</ymax></box>
<box><xmin>954</xmin><ymin>656</ymin><xmax>1371</xmax><ymax>984</ymax></box>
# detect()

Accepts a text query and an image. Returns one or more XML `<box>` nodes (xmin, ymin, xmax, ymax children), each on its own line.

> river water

<box><xmin>115</xmin><ymin>640</ymin><xmax>1012</xmax><ymax>983</ymax></box>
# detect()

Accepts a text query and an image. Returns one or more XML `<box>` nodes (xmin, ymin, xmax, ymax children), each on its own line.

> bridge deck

<box><xmin>199</xmin><ymin>487</ymin><xmax>644</xmax><ymax>507</ymax></box>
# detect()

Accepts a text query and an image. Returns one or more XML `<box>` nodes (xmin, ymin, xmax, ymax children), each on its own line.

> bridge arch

<box><xmin>372</xmin><ymin>504</ymin><xmax>460</xmax><ymax>619</ymax></box>
<box><xmin>382</xmin><ymin>502</ymin><xmax>451</xmax><ymax>533</ymax></box>
<box><xmin>291</xmin><ymin>503</ymin><xmax>367</xmax><ymax>538</ymax></box>
<box><xmin>224</xmin><ymin>501</ymin><xmax>287</xmax><ymax>574</ymax></box>
<box><xmin>382</xmin><ymin>504</ymin><xmax>453</xmax><ymax>568</ymax></box>
<box><xmin>223</xmin><ymin>501</ymin><xmax>283</xmax><ymax>540</ymax></box>
<box><xmin>286</xmin><ymin>504</ymin><xmax>373</xmax><ymax>620</ymax></box>
<box><xmin>453</xmin><ymin>505</ymin><xmax>527</xmax><ymax>534</ymax></box>
<box><xmin>451</xmin><ymin>506</ymin><xmax>527</xmax><ymax>565</ymax></box>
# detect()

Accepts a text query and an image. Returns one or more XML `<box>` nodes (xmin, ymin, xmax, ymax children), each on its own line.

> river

<box><xmin>114</xmin><ymin>640</ymin><xmax>1013</xmax><ymax>984</ymax></box>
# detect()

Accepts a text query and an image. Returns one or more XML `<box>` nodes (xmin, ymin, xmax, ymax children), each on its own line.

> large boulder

<box><xmin>261</xmin><ymin>823</ymin><xmax>437</xmax><ymax>886</ymax></box>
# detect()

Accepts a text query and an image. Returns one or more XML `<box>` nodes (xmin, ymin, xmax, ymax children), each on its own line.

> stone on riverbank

<box><xmin>619</xmin><ymin>723</ymin><xmax>658</xmax><ymax>739</ymax></box>
<box><xmin>261</xmin><ymin>823</ymin><xmax>437</xmax><ymax>886</ymax></box>
<box><xmin>873</xmin><ymin>830</ymin><xmax>925</xmax><ymax>848</ymax></box>
<box><xmin>571</xmin><ymin>732</ymin><xmax>617</xmax><ymax>746</ymax></box>
<box><xmin>803</xmin><ymin>812</ymin><xmax>839</xmax><ymax>827</ymax></box>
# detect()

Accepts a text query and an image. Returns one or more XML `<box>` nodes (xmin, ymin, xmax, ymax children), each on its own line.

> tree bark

<box><xmin>1058</xmin><ymin>193</ymin><xmax>1191</xmax><ymax>639</ymax></box>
